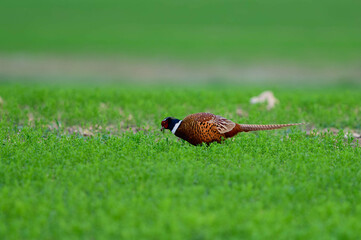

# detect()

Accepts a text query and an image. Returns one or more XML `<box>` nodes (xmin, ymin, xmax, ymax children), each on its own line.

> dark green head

<box><xmin>161</xmin><ymin>117</ymin><xmax>181</xmax><ymax>132</ymax></box>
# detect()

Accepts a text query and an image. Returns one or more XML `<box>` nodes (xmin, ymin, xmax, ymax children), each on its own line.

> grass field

<box><xmin>0</xmin><ymin>84</ymin><xmax>360</xmax><ymax>239</ymax></box>
<box><xmin>1</xmin><ymin>0</ymin><xmax>361</xmax><ymax>62</ymax></box>
<box><xmin>1</xmin><ymin>0</ymin><xmax>361</xmax><ymax>238</ymax></box>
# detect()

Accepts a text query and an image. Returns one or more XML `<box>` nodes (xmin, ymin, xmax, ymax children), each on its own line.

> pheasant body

<box><xmin>161</xmin><ymin>113</ymin><xmax>302</xmax><ymax>146</ymax></box>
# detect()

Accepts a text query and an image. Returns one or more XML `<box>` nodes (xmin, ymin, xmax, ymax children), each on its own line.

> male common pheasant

<box><xmin>161</xmin><ymin>112</ymin><xmax>302</xmax><ymax>145</ymax></box>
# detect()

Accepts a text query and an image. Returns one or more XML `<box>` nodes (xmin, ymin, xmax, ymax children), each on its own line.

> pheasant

<box><xmin>161</xmin><ymin>112</ymin><xmax>303</xmax><ymax>146</ymax></box>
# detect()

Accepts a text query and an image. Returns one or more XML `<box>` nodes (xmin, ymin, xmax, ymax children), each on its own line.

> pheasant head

<box><xmin>161</xmin><ymin>117</ymin><xmax>182</xmax><ymax>133</ymax></box>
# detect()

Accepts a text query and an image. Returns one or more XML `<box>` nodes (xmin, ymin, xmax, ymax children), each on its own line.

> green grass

<box><xmin>0</xmin><ymin>83</ymin><xmax>360</xmax><ymax>239</ymax></box>
<box><xmin>1</xmin><ymin>0</ymin><xmax>361</xmax><ymax>62</ymax></box>
<box><xmin>1</xmin><ymin>0</ymin><xmax>360</xmax><ymax>237</ymax></box>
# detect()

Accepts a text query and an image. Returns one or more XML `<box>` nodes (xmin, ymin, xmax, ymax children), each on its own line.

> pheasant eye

<box><xmin>161</xmin><ymin>120</ymin><xmax>168</xmax><ymax>129</ymax></box>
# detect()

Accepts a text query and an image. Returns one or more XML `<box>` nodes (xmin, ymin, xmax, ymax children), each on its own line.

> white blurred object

<box><xmin>250</xmin><ymin>91</ymin><xmax>279</xmax><ymax>110</ymax></box>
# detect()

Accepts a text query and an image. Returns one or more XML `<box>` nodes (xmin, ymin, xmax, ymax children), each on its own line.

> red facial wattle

<box><xmin>161</xmin><ymin>120</ymin><xmax>168</xmax><ymax>131</ymax></box>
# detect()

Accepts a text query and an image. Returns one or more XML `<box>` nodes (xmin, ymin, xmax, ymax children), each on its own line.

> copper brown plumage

<box><xmin>161</xmin><ymin>112</ymin><xmax>303</xmax><ymax>146</ymax></box>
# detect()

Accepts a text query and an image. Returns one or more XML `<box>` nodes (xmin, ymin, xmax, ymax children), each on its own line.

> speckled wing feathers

<box><xmin>213</xmin><ymin>115</ymin><xmax>236</xmax><ymax>134</ymax></box>
<box><xmin>174</xmin><ymin>113</ymin><xmax>237</xmax><ymax>145</ymax></box>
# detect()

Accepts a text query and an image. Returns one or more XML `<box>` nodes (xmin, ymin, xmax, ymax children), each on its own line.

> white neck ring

<box><xmin>171</xmin><ymin>120</ymin><xmax>182</xmax><ymax>134</ymax></box>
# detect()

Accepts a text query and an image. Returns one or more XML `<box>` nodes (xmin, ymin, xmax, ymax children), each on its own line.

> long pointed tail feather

<box><xmin>238</xmin><ymin>123</ymin><xmax>304</xmax><ymax>132</ymax></box>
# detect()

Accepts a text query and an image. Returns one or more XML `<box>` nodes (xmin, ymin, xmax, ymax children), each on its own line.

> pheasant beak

<box><xmin>161</xmin><ymin>126</ymin><xmax>165</xmax><ymax>132</ymax></box>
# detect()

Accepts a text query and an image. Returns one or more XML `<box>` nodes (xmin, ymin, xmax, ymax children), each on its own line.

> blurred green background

<box><xmin>0</xmin><ymin>0</ymin><xmax>360</xmax><ymax>83</ymax></box>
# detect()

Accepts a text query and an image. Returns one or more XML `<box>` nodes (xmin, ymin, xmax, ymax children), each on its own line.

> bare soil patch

<box><xmin>1</xmin><ymin>54</ymin><xmax>360</xmax><ymax>83</ymax></box>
